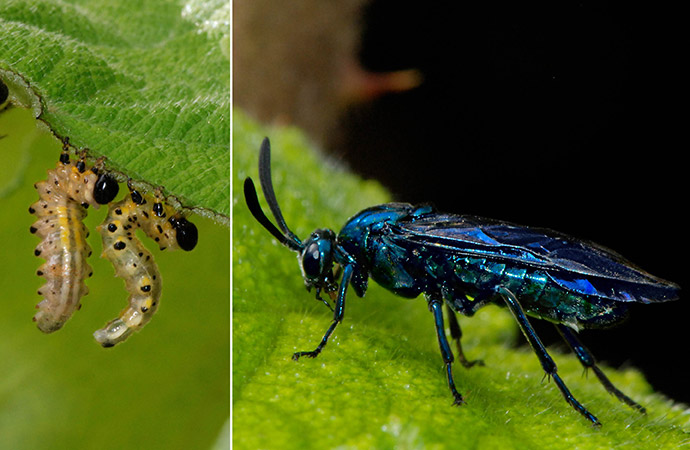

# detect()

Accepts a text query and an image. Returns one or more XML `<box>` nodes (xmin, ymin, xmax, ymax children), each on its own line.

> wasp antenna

<box><xmin>257</xmin><ymin>137</ymin><xmax>303</xmax><ymax>248</ymax></box>
<box><xmin>244</xmin><ymin>177</ymin><xmax>303</xmax><ymax>251</ymax></box>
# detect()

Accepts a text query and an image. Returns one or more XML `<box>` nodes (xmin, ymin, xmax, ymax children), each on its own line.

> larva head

<box><xmin>170</xmin><ymin>216</ymin><xmax>198</xmax><ymax>251</ymax></box>
<box><xmin>0</xmin><ymin>78</ymin><xmax>9</xmax><ymax>108</ymax></box>
<box><xmin>244</xmin><ymin>137</ymin><xmax>339</xmax><ymax>301</ymax></box>
<box><xmin>93</xmin><ymin>173</ymin><xmax>119</xmax><ymax>204</ymax></box>
<box><xmin>87</xmin><ymin>154</ymin><xmax>119</xmax><ymax>204</ymax></box>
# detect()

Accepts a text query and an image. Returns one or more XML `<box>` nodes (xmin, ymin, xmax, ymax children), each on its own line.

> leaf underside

<box><xmin>0</xmin><ymin>0</ymin><xmax>230</xmax><ymax>222</ymax></box>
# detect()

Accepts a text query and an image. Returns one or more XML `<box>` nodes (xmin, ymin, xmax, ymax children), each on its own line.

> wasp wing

<box><xmin>387</xmin><ymin>213</ymin><xmax>679</xmax><ymax>303</ymax></box>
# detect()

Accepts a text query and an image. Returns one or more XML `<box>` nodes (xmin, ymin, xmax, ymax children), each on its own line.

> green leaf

<box><xmin>0</xmin><ymin>0</ymin><xmax>230</xmax><ymax>221</ymax></box>
<box><xmin>233</xmin><ymin>110</ymin><xmax>690</xmax><ymax>449</ymax></box>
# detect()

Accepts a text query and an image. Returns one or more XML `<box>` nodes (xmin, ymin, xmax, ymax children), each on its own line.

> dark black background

<box><xmin>328</xmin><ymin>2</ymin><xmax>686</xmax><ymax>404</ymax></box>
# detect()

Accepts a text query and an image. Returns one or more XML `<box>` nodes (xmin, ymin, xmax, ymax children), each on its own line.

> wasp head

<box><xmin>244</xmin><ymin>137</ymin><xmax>340</xmax><ymax>310</ymax></box>
<box><xmin>300</xmin><ymin>229</ymin><xmax>339</xmax><ymax>301</ymax></box>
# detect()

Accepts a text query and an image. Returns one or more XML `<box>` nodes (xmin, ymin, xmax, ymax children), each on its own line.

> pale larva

<box><xmin>30</xmin><ymin>138</ymin><xmax>119</xmax><ymax>333</ymax></box>
<box><xmin>94</xmin><ymin>186</ymin><xmax>198</xmax><ymax>347</ymax></box>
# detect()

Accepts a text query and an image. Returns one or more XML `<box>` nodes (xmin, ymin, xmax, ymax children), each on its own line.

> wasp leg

<box><xmin>446</xmin><ymin>303</ymin><xmax>484</xmax><ymax>368</ymax></box>
<box><xmin>497</xmin><ymin>286</ymin><xmax>601</xmax><ymax>426</ymax></box>
<box><xmin>556</xmin><ymin>324</ymin><xmax>646</xmax><ymax>414</ymax></box>
<box><xmin>293</xmin><ymin>265</ymin><xmax>353</xmax><ymax>360</ymax></box>
<box><xmin>429</xmin><ymin>298</ymin><xmax>465</xmax><ymax>405</ymax></box>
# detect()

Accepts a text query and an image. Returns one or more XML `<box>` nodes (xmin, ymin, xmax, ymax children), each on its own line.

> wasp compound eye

<box><xmin>301</xmin><ymin>241</ymin><xmax>322</xmax><ymax>280</ymax></box>
<box><xmin>93</xmin><ymin>174</ymin><xmax>119</xmax><ymax>205</ymax></box>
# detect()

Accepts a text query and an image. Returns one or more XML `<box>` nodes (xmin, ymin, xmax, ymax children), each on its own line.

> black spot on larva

<box><xmin>154</xmin><ymin>237</ymin><xmax>160</xmax><ymax>242</ymax></box>
<box><xmin>152</xmin><ymin>275</ymin><xmax>157</xmax><ymax>280</ymax></box>
<box><xmin>130</xmin><ymin>190</ymin><xmax>144</xmax><ymax>205</ymax></box>
<box><xmin>138</xmin><ymin>252</ymin><xmax>143</xmax><ymax>257</ymax></box>
<box><xmin>115</xmin><ymin>208</ymin><xmax>122</xmax><ymax>215</ymax></box>
<box><xmin>59</xmin><ymin>153</ymin><xmax>70</xmax><ymax>164</ymax></box>
<box><xmin>28</xmin><ymin>207</ymin><xmax>35</xmax><ymax>214</ymax></box>
<box><xmin>81</xmin><ymin>202</ymin><xmax>89</xmax><ymax>209</ymax></box>
<box><xmin>113</xmin><ymin>241</ymin><xmax>126</xmax><ymax>250</ymax></box>
<box><xmin>153</xmin><ymin>202</ymin><xmax>164</xmax><ymax>217</ymax></box>
<box><xmin>102</xmin><ymin>342</ymin><xmax>115</xmax><ymax>348</ymax></box>
<box><xmin>156</xmin><ymin>225</ymin><xmax>163</xmax><ymax>234</ymax></box>
<box><xmin>36</xmin><ymin>270</ymin><xmax>43</xmax><ymax>276</ymax></box>
<box><xmin>34</xmin><ymin>249</ymin><xmax>41</xmax><ymax>256</ymax></box>
<box><xmin>142</xmin><ymin>211</ymin><xmax>149</xmax><ymax>219</ymax></box>
<box><xmin>88</xmin><ymin>251</ymin><xmax>92</xmax><ymax>257</ymax></box>
<box><xmin>76</xmin><ymin>161</ymin><xmax>85</xmax><ymax>173</ymax></box>
<box><xmin>140</xmin><ymin>285</ymin><xmax>151</xmax><ymax>292</ymax></box>
<box><xmin>141</xmin><ymin>306</ymin><xmax>148</xmax><ymax>312</ymax></box>
<box><xmin>29</xmin><ymin>226</ymin><xmax>37</xmax><ymax>234</ymax></box>
<box><xmin>88</xmin><ymin>271</ymin><xmax>93</xmax><ymax>277</ymax></box>
<box><xmin>108</xmin><ymin>223</ymin><xmax>117</xmax><ymax>232</ymax></box>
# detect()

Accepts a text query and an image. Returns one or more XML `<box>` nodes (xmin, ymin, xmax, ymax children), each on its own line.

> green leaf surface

<box><xmin>0</xmin><ymin>101</ymin><xmax>229</xmax><ymax>449</ymax></box>
<box><xmin>232</xmin><ymin>110</ymin><xmax>690</xmax><ymax>449</ymax></box>
<box><xmin>0</xmin><ymin>0</ymin><xmax>230</xmax><ymax>221</ymax></box>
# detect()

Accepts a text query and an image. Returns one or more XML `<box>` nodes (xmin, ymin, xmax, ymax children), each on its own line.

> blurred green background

<box><xmin>0</xmin><ymin>106</ymin><xmax>229</xmax><ymax>449</ymax></box>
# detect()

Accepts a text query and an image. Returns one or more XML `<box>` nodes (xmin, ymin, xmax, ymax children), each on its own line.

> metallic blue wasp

<box><xmin>243</xmin><ymin>137</ymin><xmax>679</xmax><ymax>426</ymax></box>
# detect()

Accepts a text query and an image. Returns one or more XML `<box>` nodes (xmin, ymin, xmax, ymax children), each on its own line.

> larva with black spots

<box><xmin>95</xmin><ymin>186</ymin><xmax>198</xmax><ymax>347</ymax></box>
<box><xmin>29</xmin><ymin>138</ymin><xmax>119</xmax><ymax>333</ymax></box>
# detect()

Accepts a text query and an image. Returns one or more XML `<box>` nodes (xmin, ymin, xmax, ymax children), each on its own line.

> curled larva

<box><xmin>30</xmin><ymin>138</ymin><xmax>119</xmax><ymax>333</ymax></box>
<box><xmin>94</xmin><ymin>186</ymin><xmax>198</xmax><ymax>347</ymax></box>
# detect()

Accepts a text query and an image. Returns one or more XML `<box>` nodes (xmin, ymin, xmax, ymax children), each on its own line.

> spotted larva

<box><xmin>94</xmin><ymin>186</ymin><xmax>198</xmax><ymax>347</ymax></box>
<box><xmin>29</xmin><ymin>138</ymin><xmax>119</xmax><ymax>333</ymax></box>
